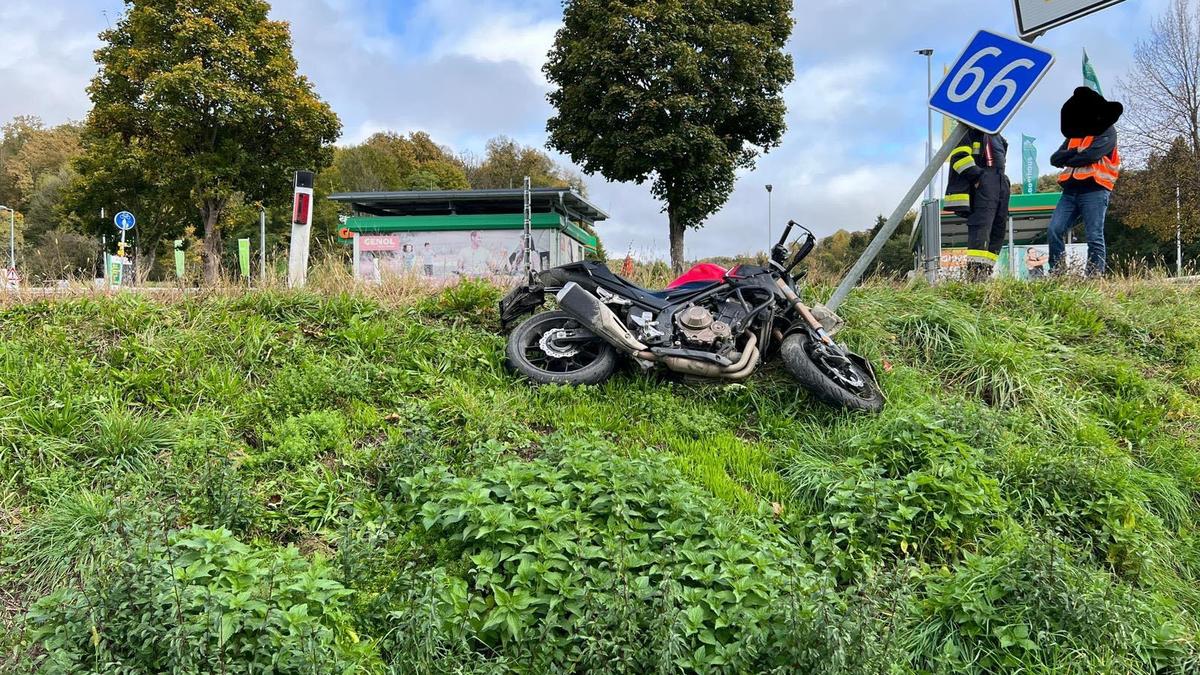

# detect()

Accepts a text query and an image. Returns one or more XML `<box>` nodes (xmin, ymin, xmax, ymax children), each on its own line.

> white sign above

<box><xmin>1014</xmin><ymin>0</ymin><xmax>1127</xmax><ymax>38</ymax></box>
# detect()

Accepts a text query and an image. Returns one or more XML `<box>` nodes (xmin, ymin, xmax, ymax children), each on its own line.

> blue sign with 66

<box><xmin>930</xmin><ymin>30</ymin><xmax>1055</xmax><ymax>134</ymax></box>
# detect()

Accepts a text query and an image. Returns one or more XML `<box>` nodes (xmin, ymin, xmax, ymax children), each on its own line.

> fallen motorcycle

<box><xmin>499</xmin><ymin>221</ymin><xmax>883</xmax><ymax>412</ymax></box>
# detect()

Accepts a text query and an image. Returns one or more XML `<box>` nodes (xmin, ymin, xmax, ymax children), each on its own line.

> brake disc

<box><xmin>539</xmin><ymin>329</ymin><xmax>580</xmax><ymax>359</ymax></box>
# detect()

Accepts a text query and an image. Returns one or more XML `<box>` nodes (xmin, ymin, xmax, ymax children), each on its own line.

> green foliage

<box><xmin>413</xmin><ymin>278</ymin><xmax>502</xmax><ymax>327</ymax></box>
<box><xmin>329</xmin><ymin>131</ymin><xmax>469</xmax><ymax>194</ymax></box>
<box><xmin>4</xmin><ymin>279</ymin><xmax>1200</xmax><ymax>673</ymax></box>
<box><xmin>546</xmin><ymin>0</ymin><xmax>794</xmax><ymax>270</ymax></box>
<box><xmin>27</xmin><ymin>526</ymin><xmax>368</xmax><ymax>674</ymax></box>
<box><xmin>253</xmin><ymin>410</ymin><xmax>350</xmax><ymax>469</ymax></box>
<box><xmin>791</xmin><ymin>416</ymin><xmax>1006</xmax><ymax>581</ymax></box>
<box><xmin>462</xmin><ymin>135</ymin><xmax>585</xmax><ymax>193</ymax></box>
<box><xmin>807</xmin><ymin>213</ymin><xmax>917</xmax><ymax>281</ymax></box>
<box><xmin>1114</xmin><ymin>137</ymin><xmax>1200</xmax><ymax>245</ymax></box>
<box><xmin>4</xmin><ymin>490</ymin><xmax>121</xmax><ymax>591</ymax></box>
<box><xmin>909</xmin><ymin>535</ymin><xmax>1192</xmax><ymax>673</ymax></box>
<box><xmin>388</xmin><ymin>443</ymin><xmax>825</xmax><ymax>672</ymax></box>
<box><xmin>76</xmin><ymin>0</ymin><xmax>341</xmax><ymax>280</ymax></box>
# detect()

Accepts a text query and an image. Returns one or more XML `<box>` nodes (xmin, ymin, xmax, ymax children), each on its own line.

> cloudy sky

<box><xmin>0</xmin><ymin>0</ymin><xmax>1171</xmax><ymax>259</ymax></box>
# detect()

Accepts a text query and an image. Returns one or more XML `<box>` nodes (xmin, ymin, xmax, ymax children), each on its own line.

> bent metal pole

<box><xmin>826</xmin><ymin>123</ymin><xmax>966</xmax><ymax>313</ymax></box>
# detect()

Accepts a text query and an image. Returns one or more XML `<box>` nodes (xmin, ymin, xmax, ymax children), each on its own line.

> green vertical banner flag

<box><xmin>1083</xmin><ymin>49</ymin><xmax>1103</xmax><ymax>95</ymax></box>
<box><xmin>174</xmin><ymin>240</ymin><xmax>185</xmax><ymax>278</ymax></box>
<box><xmin>238</xmin><ymin>238</ymin><xmax>251</xmax><ymax>279</ymax></box>
<box><xmin>1022</xmin><ymin>135</ymin><xmax>1038</xmax><ymax>195</ymax></box>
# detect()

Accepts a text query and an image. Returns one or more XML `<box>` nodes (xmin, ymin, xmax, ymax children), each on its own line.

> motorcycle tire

<box><xmin>506</xmin><ymin>311</ymin><xmax>618</xmax><ymax>385</ymax></box>
<box><xmin>781</xmin><ymin>333</ymin><xmax>884</xmax><ymax>413</ymax></box>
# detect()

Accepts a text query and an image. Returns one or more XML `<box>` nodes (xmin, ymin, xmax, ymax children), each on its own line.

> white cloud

<box><xmin>0</xmin><ymin>1</ymin><xmax>112</xmax><ymax>124</ymax></box>
<box><xmin>433</xmin><ymin>14</ymin><xmax>559</xmax><ymax>86</ymax></box>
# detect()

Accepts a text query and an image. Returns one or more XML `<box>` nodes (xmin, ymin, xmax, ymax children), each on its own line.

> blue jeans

<box><xmin>1047</xmin><ymin>189</ymin><xmax>1110</xmax><ymax>275</ymax></box>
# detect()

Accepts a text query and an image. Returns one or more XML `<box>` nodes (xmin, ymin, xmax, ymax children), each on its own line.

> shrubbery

<box><xmin>386</xmin><ymin>444</ymin><xmax>821</xmax><ymax>671</ymax></box>
<box><xmin>27</xmin><ymin>526</ymin><xmax>368</xmax><ymax>674</ymax></box>
<box><xmin>794</xmin><ymin>416</ymin><xmax>1007</xmax><ymax>581</ymax></box>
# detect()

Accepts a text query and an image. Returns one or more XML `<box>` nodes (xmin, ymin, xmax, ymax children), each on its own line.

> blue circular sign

<box><xmin>114</xmin><ymin>211</ymin><xmax>136</xmax><ymax>231</ymax></box>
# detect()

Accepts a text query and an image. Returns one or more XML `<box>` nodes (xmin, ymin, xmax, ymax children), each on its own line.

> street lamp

<box><xmin>765</xmin><ymin>184</ymin><xmax>774</xmax><ymax>255</ymax></box>
<box><xmin>916</xmin><ymin>49</ymin><xmax>934</xmax><ymax>202</ymax></box>
<box><xmin>0</xmin><ymin>205</ymin><xmax>14</xmax><ymax>269</ymax></box>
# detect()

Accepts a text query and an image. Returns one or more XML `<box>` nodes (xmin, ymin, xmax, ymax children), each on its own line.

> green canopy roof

<box><xmin>342</xmin><ymin>213</ymin><xmax>600</xmax><ymax>250</ymax></box>
<box><xmin>938</xmin><ymin>192</ymin><xmax>1063</xmax><ymax>247</ymax></box>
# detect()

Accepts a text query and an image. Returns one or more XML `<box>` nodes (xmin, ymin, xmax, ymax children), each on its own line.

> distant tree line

<box><xmin>0</xmin><ymin>117</ymin><xmax>588</xmax><ymax>284</ymax></box>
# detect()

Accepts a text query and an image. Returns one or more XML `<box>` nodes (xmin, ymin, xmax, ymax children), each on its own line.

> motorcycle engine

<box><xmin>676</xmin><ymin>299</ymin><xmax>749</xmax><ymax>349</ymax></box>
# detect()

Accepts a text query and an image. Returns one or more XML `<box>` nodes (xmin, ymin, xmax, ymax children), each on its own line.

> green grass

<box><xmin>2</xmin><ymin>277</ymin><xmax>1200</xmax><ymax>673</ymax></box>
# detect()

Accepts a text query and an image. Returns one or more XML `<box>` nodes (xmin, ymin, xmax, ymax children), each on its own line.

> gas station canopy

<box><xmin>938</xmin><ymin>192</ymin><xmax>1062</xmax><ymax>247</ymax></box>
<box><xmin>329</xmin><ymin>188</ymin><xmax>608</xmax><ymax>224</ymax></box>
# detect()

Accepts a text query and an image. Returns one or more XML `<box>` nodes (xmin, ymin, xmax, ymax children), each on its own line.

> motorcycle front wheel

<box><xmin>506</xmin><ymin>311</ymin><xmax>617</xmax><ymax>385</ymax></box>
<box><xmin>781</xmin><ymin>333</ymin><xmax>884</xmax><ymax>413</ymax></box>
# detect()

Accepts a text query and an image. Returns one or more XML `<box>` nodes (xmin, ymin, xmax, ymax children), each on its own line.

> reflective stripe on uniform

<box><xmin>967</xmin><ymin>249</ymin><xmax>998</xmax><ymax>266</ymax></box>
<box><xmin>953</xmin><ymin>156</ymin><xmax>977</xmax><ymax>172</ymax></box>
<box><xmin>944</xmin><ymin>193</ymin><xmax>970</xmax><ymax>208</ymax></box>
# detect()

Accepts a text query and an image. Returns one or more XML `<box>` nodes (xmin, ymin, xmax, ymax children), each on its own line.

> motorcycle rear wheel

<box><xmin>781</xmin><ymin>333</ymin><xmax>884</xmax><ymax>413</ymax></box>
<box><xmin>506</xmin><ymin>311</ymin><xmax>617</xmax><ymax>385</ymax></box>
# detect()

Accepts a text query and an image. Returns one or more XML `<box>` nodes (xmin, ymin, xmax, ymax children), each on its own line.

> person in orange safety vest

<box><xmin>1048</xmin><ymin>87</ymin><xmax>1123</xmax><ymax>276</ymax></box>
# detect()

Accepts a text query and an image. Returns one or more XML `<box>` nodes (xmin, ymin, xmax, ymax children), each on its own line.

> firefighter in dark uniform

<box><xmin>945</xmin><ymin>129</ymin><xmax>1010</xmax><ymax>282</ymax></box>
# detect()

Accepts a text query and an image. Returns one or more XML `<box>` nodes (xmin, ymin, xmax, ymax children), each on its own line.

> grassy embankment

<box><xmin>2</xmin><ymin>277</ymin><xmax>1199</xmax><ymax>673</ymax></box>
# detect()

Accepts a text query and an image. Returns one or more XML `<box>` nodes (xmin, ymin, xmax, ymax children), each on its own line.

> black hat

<box><xmin>1061</xmin><ymin>86</ymin><xmax>1124</xmax><ymax>138</ymax></box>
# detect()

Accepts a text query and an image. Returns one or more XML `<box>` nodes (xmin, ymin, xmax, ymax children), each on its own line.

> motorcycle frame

<box><xmin>499</xmin><ymin>221</ymin><xmax>855</xmax><ymax>382</ymax></box>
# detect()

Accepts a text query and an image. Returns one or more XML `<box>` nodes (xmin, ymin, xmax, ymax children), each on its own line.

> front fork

<box><xmin>775</xmin><ymin>278</ymin><xmax>835</xmax><ymax>346</ymax></box>
<box><xmin>775</xmin><ymin>278</ymin><xmax>880</xmax><ymax>389</ymax></box>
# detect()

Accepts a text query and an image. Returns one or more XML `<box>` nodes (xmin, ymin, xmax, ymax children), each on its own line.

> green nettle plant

<box><xmin>791</xmin><ymin>417</ymin><xmax>1007</xmax><ymax>582</ymax></box>
<box><xmin>386</xmin><ymin>445</ymin><xmax>825</xmax><ymax>671</ymax></box>
<box><xmin>27</xmin><ymin>526</ymin><xmax>368</xmax><ymax>674</ymax></box>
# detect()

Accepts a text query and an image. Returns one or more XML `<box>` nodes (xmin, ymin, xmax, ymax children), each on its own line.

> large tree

<box><xmin>545</xmin><ymin>0</ymin><xmax>794</xmax><ymax>272</ymax></box>
<box><xmin>1112</xmin><ymin>137</ymin><xmax>1200</xmax><ymax>245</ymax></box>
<box><xmin>1117</xmin><ymin>0</ymin><xmax>1200</xmax><ymax>266</ymax></box>
<box><xmin>79</xmin><ymin>0</ymin><xmax>341</xmax><ymax>282</ymax></box>
<box><xmin>1120</xmin><ymin>0</ymin><xmax>1200</xmax><ymax>159</ymax></box>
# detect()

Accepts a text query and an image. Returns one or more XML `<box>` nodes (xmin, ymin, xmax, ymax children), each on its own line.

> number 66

<box><xmin>946</xmin><ymin>47</ymin><xmax>1036</xmax><ymax>116</ymax></box>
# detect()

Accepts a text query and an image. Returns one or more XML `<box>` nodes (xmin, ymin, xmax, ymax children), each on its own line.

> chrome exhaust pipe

<box><xmin>555</xmin><ymin>282</ymin><xmax>648</xmax><ymax>355</ymax></box>
<box><xmin>660</xmin><ymin>334</ymin><xmax>760</xmax><ymax>381</ymax></box>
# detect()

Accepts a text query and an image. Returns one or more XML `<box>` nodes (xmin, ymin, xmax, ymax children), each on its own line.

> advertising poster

<box><xmin>939</xmin><ymin>244</ymin><xmax>1088</xmax><ymax>280</ymax></box>
<box><xmin>996</xmin><ymin>244</ymin><xmax>1089</xmax><ymax>279</ymax></box>
<box><xmin>354</xmin><ymin>230</ymin><xmax>580</xmax><ymax>283</ymax></box>
<box><xmin>939</xmin><ymin>248</ymin><xmax>969</xmax><ymax>279</ymax></box>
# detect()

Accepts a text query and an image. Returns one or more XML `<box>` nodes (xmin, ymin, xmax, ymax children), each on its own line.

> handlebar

<box><xmin>772</xmin><ymin>219</ymin><xmax>815</xmax><ymax>271</ymax></box>
<box><xmin>776</xmin><ymin>220</ymin><xmax>797</xmax><ymax>250</ymax></box>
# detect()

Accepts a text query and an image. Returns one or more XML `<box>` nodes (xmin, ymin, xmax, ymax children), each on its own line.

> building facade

<box><xmin>330</xmin><ymin>189</ymin><xmax>606</xmax><ymax>284</ymax></box>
